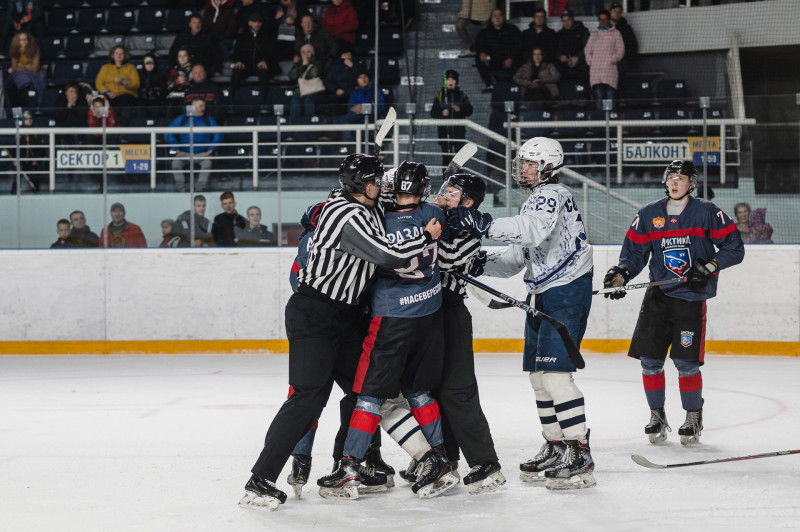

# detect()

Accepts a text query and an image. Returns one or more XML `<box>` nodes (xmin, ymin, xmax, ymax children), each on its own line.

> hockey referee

<box><xmin>239</xmin><ymin>153</ymin><xmax>442</xmax><ymax>510</ymax></box>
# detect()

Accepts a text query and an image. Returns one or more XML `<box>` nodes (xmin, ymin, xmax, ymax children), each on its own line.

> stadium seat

<box><xmin>620</xmin><ymin>78</ymin><xmax>654</xmax><ymax>108</ymax></box>
<box><xmin>38</xmin><ymin>36</ymin><xmax>66</xmax><ymax>60</ymax></box>
<box><xmin>377</xmin><ymin>57</ymin><xmax>400</xmax><ymax>85</ymax></box>
<box><xmin>623</xmin><ymin>108</ymin><xmax>658</xmax><ymax>137</ymax></box>
<box><xmin>126</xmin><ymin>35</ymin><xmax>157</xmax><ymax>58</ymax></box>
<box><xmin>64</xmin><ymin>36</ymin><xmax>95</xmax><ymax>59</ymax></box>
<box><xmin>232</xmin><ymin>86</ymin><xmax>265</xmax><ymax>114</ymax></box>
<box><xmin>84</xmin><ymin>60</ymin><xmax>107</xmax><ymax>86</ymax></box>
<box><xmin>265</xmin><ymin>86</ymin><xmax>294</xmax><ymax>114</ymax></box>
<box><xmin>490</xmin><ymin>81</ymin><xmax>521</xmax><ymax>112</ymax></box>
<box><xmin>95</xmin><ymin>35</ymin><xmax>126</xmax><ymax>57</ymax></box>
<box><xmin>378</xmin><ymin>30</ymin><xmax>404</xmax><ymax>56</ymax></box>
<box><xmin>45</xmin><ymin>10</ymin><xmax>77</xmax><ymax>35</ymax></box>
<box><xmin>136</xmin><ymin>8</ymin><xmax>167</xmax><ymax>33</ymax></box>
<box><xmin>656</xmin><ymin>79</ymin><xmax>688</xmax><ymax>106</ymax></box>
<box><xmin>557</xmin><ymin>79</ymin><xmax>590</xmax><ymax>108</ymax></box>
<box><xmin>561</xmin><ymin>140</ymin><xmax>590</xmax><ymax>167</ymax></box>
<box><xmin>105</xmin><ymin>8</ymin><xmax>137</xmax><ymax>34</ymax></box>
<box><xmin>225</xmin><ymin>114</ymin><xmax>259</xmax><ymax>144</ymax></box>
<box><xmin>156</xmin><ymin>34</ymin><xmax>176</xmax><ymax>57</ymax></box>
<box><xmin>76</xmin><ymin>9</ymin><xmax>106</xmax><ymax>34</ymax></box>
<box><xmin>165</xmin><ymin>8</ymin><xmax>194</xmax><ymax>32</ymax></box>
<box><xmin>49</xmin><ymin>61</ymin><xmax>84</xmax><ymax>87</ymax></box>
<box><xmin>518</xmin><ymin>109</ymin><xmax>556</xmax><ymax>138</ymax></box>
<box><xmin>657</xmin><ymin>107</ymin><xmax>695</xmax><ymax>136</ymax></box>
<box><xmin>557</xmin><ymin>109</ymin><xmax>592</xmax><ymax>138</ymax></box>
<box><xmin>125</xmin><ymin>116</ymin><xmax>159</xmax><ymax>143</ymax></box>
<box><xmin>353</xmin><ymin>31</ymin><xmax>374</xmax><ymax>56</ymax></box>
<box><xmin>39</xmin><ymin>87</ymin><xmax>62</xmax><ymax>114</ymax></box>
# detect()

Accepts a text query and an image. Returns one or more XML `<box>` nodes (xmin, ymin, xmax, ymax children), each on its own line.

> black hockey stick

<box><xmin>593</xmin><ymin>277</ymin><xmax>687</xmax><ymax>296</ymax></box>
<box><xmin>454</xmin><ymin>273</ymin><xmax>585</xmax><ymax>369</ymax></box>
<box><xmin>372</xmin><ymin>106</ymin><xmax>397</xmax><ymax>157</ymax></box>
<box><xmin>631</xmin><ymin>449</ymin><xmax>800</xmax><ymax>469</ymax></box>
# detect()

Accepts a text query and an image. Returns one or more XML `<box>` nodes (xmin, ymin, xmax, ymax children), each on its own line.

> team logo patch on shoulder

<box><xmin>652</xmin><ymin>217</ymin><xmax>665</xmax><ymax>229</ymax></box>
<box><xmin>680</xmin><ymin>331</ymin><xmax>694</xmax><ymax>348</ymax></box>
<box><xmin>664</xmin><ymin>248</ymin><xmax>691</xmax><ymax>276</ymax></box>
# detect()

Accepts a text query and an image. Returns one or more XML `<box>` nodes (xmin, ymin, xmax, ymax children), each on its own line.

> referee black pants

<box><xmin>436</xmin><ymin>292</ymin><xmax>498</xmax><ymax>467</ymax></box>
<box><xmin>251</xmin><ymin>290</ymin><xmax>364</xmax><ymax>482</ymax></box>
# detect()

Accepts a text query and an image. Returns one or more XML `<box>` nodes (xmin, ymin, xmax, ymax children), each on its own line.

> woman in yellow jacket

<box><xmin>95</xmin><ymin>45</ymin><xmax>140</xmax><ymax>125</ymax></box>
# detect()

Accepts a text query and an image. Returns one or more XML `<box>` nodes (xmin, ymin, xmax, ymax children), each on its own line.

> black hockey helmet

<box><xmin>662</xmin><ymin>160</ymin><xmax>698</xmax><ymax>197</ymax></box>
<box><xmin>339</xmin><ymin>153</ymin><xmax>384</xmax><ymax>194</ymax></box>
<box><xmin>438</xmin><ymin>173</ymin><xmax>486</xmax><ymax>209</ymax></box>
<box><xmin>394</xmin><ymin>160</ymin><xmax>431</xmax><ymax>199</ymax></box>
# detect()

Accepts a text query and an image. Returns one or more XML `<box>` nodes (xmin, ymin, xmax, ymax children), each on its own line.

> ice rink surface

<box><xmin>2</xmin><ymin>352</ymin><xmax>799</xmax><ymax>532</ymax></box>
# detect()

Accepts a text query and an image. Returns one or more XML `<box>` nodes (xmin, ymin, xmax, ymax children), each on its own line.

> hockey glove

<box><xmin>467</xmin><ymin>250</ymin><xmax>488</xmax><ymax>277</ymax></box>
<box><xmin>446</xmin><ymin>206</ymin><xmax>493</xmax><ymax>239</ymax></box>
<box><xmin>687</xmin><ymin>259</ymin><xmax>718</xmax><ymax>289</ymax></box>
<box><xmin>603</xmin><ymin>265</ymin><xmax>631</xmax><ymax>300</ymax></box>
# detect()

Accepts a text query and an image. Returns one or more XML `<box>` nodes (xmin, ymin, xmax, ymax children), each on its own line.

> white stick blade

<box><xmin>631</xmin><ymin>455</ymin><xmax>666</xmax><ymax>469</ymax></box>
<box><xmin>375</xmin><ymin>106</ymin><xmax>397</xmax><ymax>147</ymax></box>
<box><xmin>451</xmin><ymin>142</ymin><xmax>478</xmax><ymax>168</ymax></box>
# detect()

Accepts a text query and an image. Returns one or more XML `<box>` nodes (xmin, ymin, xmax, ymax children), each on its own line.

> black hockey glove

<box><xmin>687</xmin><ymin>259</ymin><xmax>718</xmax><ymax>289</ymax></box>
<box><xmin>467</xmin><ymin>250</ymin><xmax>487</xmax><ymax>277</ymax></box>
<box><xmin>446</xmin><ymin>206</ymin><xmax>493</xmax><ymax>239</ymax></box>
<box><xmin>603</xmin><ymin>265</ymin><xmax>631</xmax><ymax>300</ymax></box>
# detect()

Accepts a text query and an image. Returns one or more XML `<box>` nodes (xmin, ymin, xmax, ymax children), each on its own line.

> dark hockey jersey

<box><xmin>619</xmin><ymin>196</ymin><xmax>744</xmax><ymax>301</ymax></box>
<box><xmin>371</xmin><ymin>202</ymin><xmax>446</xmax><ymax>318</ymax></box>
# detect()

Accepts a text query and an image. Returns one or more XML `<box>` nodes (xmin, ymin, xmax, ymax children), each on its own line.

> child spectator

<box><xmin>138</xmin><ymin>54</ymin><xmax>167</xmax><ymax>115</ymax></box>
<box><xmin>51</xmin><ymin>219</ymin><xmax>78</xmax><ymax>248</ymax></box>
<box><xmin>430</xmin><ymin>69</ymin><xmax>473</xmax><ymax>166</ymax></box>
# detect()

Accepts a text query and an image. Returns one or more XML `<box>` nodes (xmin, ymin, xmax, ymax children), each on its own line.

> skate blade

<box><xmin>318</xmin><ymin>485</ymin><xmax>359</xmax><ymax>500</ymax></box>
<box><xmin>519</xmin><ymin>471</ymin><xmax>548</xmax><ymax>484</ymax></box>
<box><xmin>385</xmin><ymin>474</ymin><xmax>395</xmax><ymax>488</ymax></box>
<box><xmin>680</xmin><ymin>434</ymin><xmax>701</xmax><ymax>445</ymax></box>
<box><xmin>292</xmin><ymin>484</ymin><xmax>304</xmax><ymax>498</ymax></box>
<box><xmin>545</xmin><ymin>472</ymin><xmax>596</xmax><ymax>491</ymax></box>
<box><xmin>417</xmin><ymin>472</ymin><xmax>460</xmax><ymax>499</ymax></box>
<box><xmin>467</xmin><ymin>471</ymin><xmax>507</xmax><ymax>494</ymax></box>
<box><xmin>357</xmin><ymin>483</ymin><xmax>388</xmax><ymax>494</ymax></box>
<box><xmin>238</xmin><ymin>491</ymin><xmax>282</xmax><ymax>511</ymax></box>
<box><xmin>648</xmin><ymin>431</ymin><xmax>667</xmax><ymax>444</ymax></box>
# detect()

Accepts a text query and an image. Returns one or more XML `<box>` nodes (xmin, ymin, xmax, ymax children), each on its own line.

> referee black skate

<box><xmin>239</xmin><ymin>153</ymin><xmax>442</xmax><ymax>511</ymax></box>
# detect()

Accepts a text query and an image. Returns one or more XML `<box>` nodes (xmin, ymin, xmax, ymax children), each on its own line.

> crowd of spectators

<box><xmin>49</xmin><ymin>192</ymin><xmax>276</xmax><ymax>249</ymax></box>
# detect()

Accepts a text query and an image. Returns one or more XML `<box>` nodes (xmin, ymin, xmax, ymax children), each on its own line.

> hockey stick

<box><xmin>443</xmin><ymin>142</ymin><xmax>478</xmax><ymax>178</ymax></box>
<box><xmin>373</xmin><ymin>106</ymin><xmax>397</xmax><ymax>157</ymax></box>
<box><xmin>454</xmin><ymin>273</ymin><xmax>585</xmax><ymax>369</ymax></box>
<box><xmin>631</xmin><ymin>449</ymin><xmax>800</xmax><ymax>469</ymax></box>
<box><xmin>593</xmin><ymin>277</ymin><xmax>687</xmax><ymax>296</ymax></box>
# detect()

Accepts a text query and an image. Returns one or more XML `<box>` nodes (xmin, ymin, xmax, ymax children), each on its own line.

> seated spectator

<box><xmin>323</xmin><ymin>44</ymin><xmax>359</xmax><ymax>116</ymax></box>
<box><xmin>235</xmin><ymin>206</ymin><xmax>276</xmax><ymax>246</ymax></box>
<box><xmin>51</xmin><ymin>219</ymin><xmax>78</xmax><ymax>248</ymax></box>
<box><xmin>95</xmin><ymin>45</ymin><xmax>140</xmax><ymax>125</ymax></box>
<box><xmin>184</xmin><ymin>64</ymin><xmax>225</xmax><ymax>122</ymax></box>
<box><xmin>212</xmin><ymin>191</ymin><xmax>247</xmax><ymax>247</ymax></box>
<box><xmin>429</xmin><ymin>69</ymin><xmax>473</xmax><ymax>166</ymax></box>
<box><xmin>474</xmin><ymin>8</ymin><xmax>522</xmax><ymax>93</ymax></box>
<box><xmin>7</xmin><ymin>31</ymin><xmax>45</xmax><ymax>107</ymax></box>
<box><xmin>555</xmin><ymin>9</ymin><xmax>589</xmax><ymax>84</ymax></box>
<box><xmin>166</xmin><ymin>47</ymin><xmax>193</xmax><ymax>115</ymax></box>
<box><xmin>165</xmin><ymin>97</ymin><xmax>222</xmax><ymax>193</ymax></box>
<box><xmin>68</xmin><ymin>210</ymin><xmax>100</xmax><ymax>247</ymax></box>
<box><xmin>54</xmin><ymin>82</ymin><xmax>89</xmax><ymax>141</ymax></box>
<box><xmin>322</xmin><ymin>0</ymin><xmax>358</xmax><ymax>49</ymax></box>
<box><xmin>170</xmin><ymin>13</ymin><xmax>222</xmax><ymax>77</ymax></box>
<box><xmin>274</xmin><ymin>0</ymin><xmax>306</xmax><ymax>61</ymax></box>
<box><xmin>333</xmin><ymin>68</ymin><xmax>385</xmax><ymax>139</ymax></box>
<box><xmin>171</xmin><ymin>194</ymin><xmax>214</xmax><ymax>247</ymax></box>
<box><xmin>138</xmin><ymin>54</ymin><xmax>167</xmax><ymax>115</ymax></box>
<box><xmin>521</xmin><ymin>8</ymin><xmax>557</xmax><ymax>63</ymax></box>
<box><xmin>288</xmin><ymin>43</ymin><xmax>325</xmax><ymax>119</ymax></box>
<box><xmin>87</xmin><ymin>96</ymin><xmax>118</xmax><ymax>144</ymax></box>
<box><xmin>584</xmin><ymin>9</ymin><xmax>624</xmax><ymax>110</ymax></box>
<box><xmin>513</xmin><ymin>47</ymin><xmax>561</xmax><ymax>103</ymax></box>
<box><xmin>231</xmin><ymin>11</ymin><xmax>276</xmax><ymax>94</ymax></box>
<box><xmin>159</xmin><ymin>218</ymin><xmax>176</xmax><ymax>247</ymax></box>
<box><xmin>734</xmin><ymin>202</ymin><xmax>774</xmax><ymax>244</ymax></box>
<box><xmin>236</xmin><ymin>0</ymin><xmax>274</xmax><ymax>37</ymax></box>
<box><xmin>293</xmin><ymin>13</ymin><xmax>338</xmax><ymax>66</ymax></box>
<box><xmin>203</xmin><ymin>0</ymin><xmax>237</xmax><ymax>62</ymax></box>
<box><xmin>99</xmin><ymin>202</ymin><xmax>147</xmax><ymax>248</ymax></box>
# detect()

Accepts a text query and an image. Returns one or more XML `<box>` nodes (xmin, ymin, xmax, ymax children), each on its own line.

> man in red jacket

<box><xmin>99</xmin><ymin>203</ymin><xmax>147</xmax><ymax>248</ymax></box>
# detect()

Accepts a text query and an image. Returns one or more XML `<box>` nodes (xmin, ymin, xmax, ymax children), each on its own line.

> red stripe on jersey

<box><xmin>353</xmin><ymin>316</ymin><xmax>382</xmax><ymax>394</ymax></box>
<box><xmin>679</xmin><ymin>373</ymin><xmax>703</xmax><ymax>393</ymax></box>
<box><xmin>710</xmin><ymin>223</ymin><xmax>737</xmax><ymax>239</ymax></box>
<box><xmin>643</xmin><ymin>372</ymin><xmax>665</xmax><ymax>391</ymax></box>
<box><xmin>411</xmin><ymin>400</ymin><xmax>441</xmax><ymax>426</ymax></box>
<box><xmin>349</xmin><ymin>409</ymin><xmax>381</xmax><ymax>434</ymax></box>
<box><xmin>287</xmin><ymin>385</ymin><xmax>295</xmax><ymax>399</ymax></box>
<box><xmin>625</xmin><ymin>228</ymin><xmax>651</xmax><ymax>244</ymax></box>
<box><xmin>291</xmin><ymin>261</ymin><xmax>300</xmax><ymax>274</ymax></box>
<box><xmin>699</xmin><ymin>300</ymin><xmax>707</xmax><ymax>364</ymax></box>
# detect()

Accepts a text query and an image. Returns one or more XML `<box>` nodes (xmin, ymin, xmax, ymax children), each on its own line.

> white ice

<box><xmin>2</xmin><ymin>353</ymin><xmax>799</xmax><ymax>532</ymax></box>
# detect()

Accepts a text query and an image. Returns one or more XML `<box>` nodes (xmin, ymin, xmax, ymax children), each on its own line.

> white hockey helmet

<box><xmin>513</xmin><ymin>137</ymin><xmax>564</xmax><ymax>189</ymax></box>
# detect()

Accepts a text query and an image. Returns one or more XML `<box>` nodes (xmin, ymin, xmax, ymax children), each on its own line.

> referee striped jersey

<box><xmin>439</xmin><ymin>233</ymin><xmax>482</xmax><ymax>296</ymax></box>
<box><xmin>299</xmin><ymin>193</ymin><xmax>432</xmax><ymax>305</ymax></box>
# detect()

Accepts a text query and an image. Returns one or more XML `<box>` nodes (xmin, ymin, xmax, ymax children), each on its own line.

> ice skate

<box><xmin>411</xmin><ymin>446</ymin><xmax>460</xmax><ymax>499</ymax></box>
<box><xmin>286</xmin><ymin>454</ymin><xmax>311</xmax><ymax>498</ymax></box>
<box><xmin>520</xmin><ymin>434</ymin><xmax>566</xmax><ymax>483</ymax></box>
<box><xmin>449</xmin><ymin>460</ymin><xmax>460</xmax><ymax>481</ymax></box>
<box><xmin>463</xmin><ymin>462</ymin><xmax>506</xmax><ymax>494</ymax></box>
<box><xmin>399</xmin><ymin>458</ymin><xmax>420</xmax><ymax>485</ymax></box>
<box><xmin>645</xmin><ymin>408</ymin><xmax>671</xmax><ymax>444</ymax></box>
<box><xmin>355</xmin><ymin>462</ymin><xmax>389</xmax><ymax>494</ymax></box>
<box><xmin>364</xmin><ymin>444</ymin><xmax>395</xmax><ymax>488</ymax></box>
<box><xmin>678</xmin><ymin>407</ymin><xmax>703</xmax><ymax>445</ymax></box>
<box><xmin>316</xmin><ymin>458</ymin><xmax>361</xmax><ymax>500</ymax></box>
<box><xmin>239</xmin><ymin>474</ymin><xmax>288</xmax><ymax>511</ymax></box>
<box><xmin>544</xmin><ymin>431</ymin><xmax>596</xmax><ymax>491</ymax></box>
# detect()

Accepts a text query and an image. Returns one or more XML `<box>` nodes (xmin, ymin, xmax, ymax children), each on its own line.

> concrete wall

<box><xmin>0</xmin><ymin>245</ymin><xmax>795</xmax><ymax>347</ymax></box>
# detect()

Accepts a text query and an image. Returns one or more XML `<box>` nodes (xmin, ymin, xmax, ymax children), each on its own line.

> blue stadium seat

<box><xmin>64</xmin><ymin>36</ymin><xmax>95</xmax><ymax>59</ymax></box>
<box><xmin>490</xmin><ymin>81</ymin><xmax>521</xmax><ymax>112</ymax></box>
<box><xmin>656</xmin><ymin>79</ymin><xmax>688</xmax><ymax>106</ymax></box>
<box><xmin>657</xmin><ymin>107</ymin><xmax>695</xmax><ymax>136</ymax></box>
<box><xmin>105</xmin><ymin>8</ymin><xmax>137</xmax><ymax>34</ymax></box>
<box><xmin>353</xmin><ymin>31</ymin><xmax>374</xmax><ymax>57</ymax></box>
<box><xmin>623</xmin><ymin>108</ymin><xmax>657</xmax><ymax>137</ymax></box>
<box><xmin>232</xmin><ymin>86</ymin><xmax>265</xmax><ymax>113</ymax></box>
<box><xmin>225</xmin><ymin>114</ymin><xmax>259</xmax><ymax>144</ymax></box>
<box><xmin>84</xmin><ymin>60</ymin><xmax>107</xmax><ymax>86</ymax></box>
<box><xmin>518</xmin><ymin>109</ymin><xmax>555</xmax><ymax>138</ymax></box>
<box><xmin>377</xmin><ymin>57</ymin><xmax>400</xmax><ymax>85</ymax></box>
<box><xmin>558</xmin><ymin>109</ymin><xmax>592</xmax><ymax>138</ymax></box>
<box><xmin>136</xmin><ymin>7</ymin><xmax>167</xmax><ymax>33</ymax></box>
<box><xmin>621</xmin><ymin>78</ymin><xmax>654</xmax><ymax>108</ymax></box>
<box><xmin>561</xmin><ymin>140</ymin><xmax>590</xmax><ymax>167</ymax></box>
<box><xmin>557</xmin><ymin>79</ymin><xmax>590</xmax><ymax>105</ymax></box>
<box><xmin>49</xmin><ymin>61</ymin><xmax>85</xmax><ymax>87</ymax></box>
<box><xmin>38</xmin><ymin>36</ymin><xmax>66</xmax><ymax>60</ymax></box>
<box><xmin>378</xmin><ymin>30</ymin><xmax>404</xmax><ymax>56</ymax></box>
<box><xmin>45</xmin><ymin>9</ymin><xmax>77</xmax><ymax>35</ymax></box>
<box><xmin>76</xmin><ymin>9</ymin><xmax>106</xmax><ymax>34</ymax></box>
<box><xmin>165</xmin><ymin>8</ymin><xmax>194</xmax><ymax>32</ymax></box>
<box><xmin>265</xmin><ymin>86</ymin><xmax>294</xmax><ymax>114</ymax></box>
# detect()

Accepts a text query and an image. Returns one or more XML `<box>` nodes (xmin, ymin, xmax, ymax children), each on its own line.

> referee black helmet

<box><xmin>339</xmin><ymin>154</ymin><xmax>384</xmax><ymax>194</ymax></box>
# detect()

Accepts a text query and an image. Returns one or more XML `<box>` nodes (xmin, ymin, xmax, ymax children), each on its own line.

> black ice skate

<box><xmin>519</xmin><ymin>434</ymin><xmax>566</xmax><ymax>483</ymax></box>
<box><xmin>411</xmin><ymin>446</ymin><xmax>460</xmax><ymax>499</ymax></box>
<box><xmin>364</xmin><ymin>443</ymin><xmax>395</xmax><ymax>488</ymax></box>
<box><xmin>544</xmin><ymin>431</ymin><xmax>596</xmax><ymax>491</ymax></box>
<box><xmin>645</xmin><ymin>408</ymin><xmax>671</xmax><ymax>444</ymax></box>
<box><xmin>399</xmin><ymin>458</ymin><xmax>420</xmax><ymax>484</ymax></box>
<box><xmin>316</xmin><ymin>457</ymin><xmax>362</xmax><ymax>500</ymax></box>
<box><xmin>286</xmin><ymin>454</ymin><xmax>312</xmax><ymax>498</ymax></box>
<box><xmin>239</xmin><ymin>474</ymin><xmax>288</xmax><ymax>511</ymax></box>
<box><xmin>355</xmin><ymin>462</ymin><xmax>389</xmax><ymax>494</ymax></box>
<box><xmin>463</xmin><ymin>461</ymin><xmax>506</xmax><ymax>494</ymax></box>
<box><xmin>678</xmin><ymin>406</ymin><xmax>703</xmax><ymax>445</ymax></box>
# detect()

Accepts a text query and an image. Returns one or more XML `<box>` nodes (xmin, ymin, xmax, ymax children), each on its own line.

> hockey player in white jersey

<box><xmin>446</xmin><ymin>137</ymin><xmax>596</xmax><ymax>490</ymax></box>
